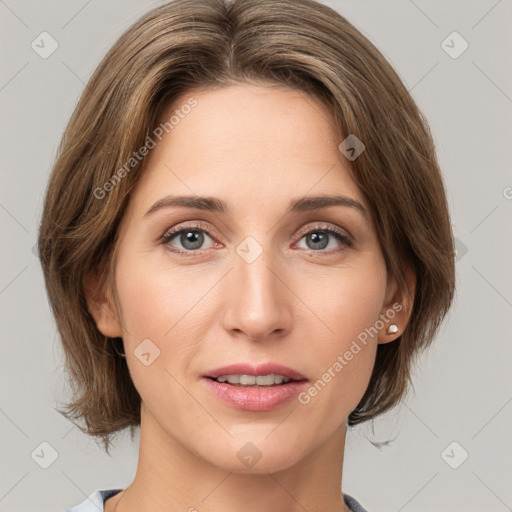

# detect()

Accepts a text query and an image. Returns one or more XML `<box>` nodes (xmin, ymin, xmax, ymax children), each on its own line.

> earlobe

<box><xmin>378</xmin><ymin>264</ymin><xmax>416</xmax><ymax>344</ymax></box>
<box><xmin>83</xmin><ymin>268</ymin><xmax>123</xmax><ymax>338</ymax></box>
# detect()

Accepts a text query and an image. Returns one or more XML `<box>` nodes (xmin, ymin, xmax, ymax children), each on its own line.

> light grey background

<box><xmin>1</xmin><ymin>1</ymin><xmax>511</xmax><ymax>511</ymax></box>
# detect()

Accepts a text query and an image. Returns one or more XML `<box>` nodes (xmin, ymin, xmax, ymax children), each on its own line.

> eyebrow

<box><xmin>144</xmin><ymin>194</ymin><xmax>367</xmax><ymax>217</ymax></box>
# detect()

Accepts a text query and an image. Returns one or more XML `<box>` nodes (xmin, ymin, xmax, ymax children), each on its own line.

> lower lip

<box><xmin>202</xmin><ymin>378</ymin><xmax>308</xmax><ymax>411</ymax></box>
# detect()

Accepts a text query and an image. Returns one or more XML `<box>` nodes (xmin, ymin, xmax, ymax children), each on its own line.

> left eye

<box><xmin>296</xmin><ymin>228</ymin><xmax>352</xmax><ymax>252</ymax></box>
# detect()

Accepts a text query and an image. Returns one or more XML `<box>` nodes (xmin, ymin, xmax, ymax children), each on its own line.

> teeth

<box><xmin>214</xmin><ymin>374</ymin><xmax>291</xmax><ymax>386</ymax></box>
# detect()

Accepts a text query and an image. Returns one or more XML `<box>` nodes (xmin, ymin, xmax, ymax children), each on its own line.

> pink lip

<box><xmin>202</xmin><ymin>362</ymin><xmax>308</xmax><ymax>412</ymax></box>
<box><xmin>203</xmin><ymin>363</ymin><xmax>307</xmax><ymax>381</ymax></box>
<box><xmin>203</xmin><ymin>379</ymin><xmax>307</xmax><ymax>411</ymax></box>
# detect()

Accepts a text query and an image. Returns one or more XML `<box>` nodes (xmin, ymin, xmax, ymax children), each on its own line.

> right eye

<box><xmin>161</xmin><ymin>222</ymin><xmax>219</xmax><ymax>256</ymax></box>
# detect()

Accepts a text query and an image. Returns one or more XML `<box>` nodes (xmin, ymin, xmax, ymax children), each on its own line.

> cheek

<box><xmin>302</xmin><ymin>253</ymin><xmax>387</xmax><ymax>348</ymax></box>
<box><xmin>114</xmin><ymin>248</ymin><xmax>209</xmax><ymax>344</ymax></box>
<box><xmin>113</xmin><ymin>254</ymin><xmax>193</xmax><ymax>417</ymax></box>
<box><xmin>113</xmin><ymin>249</ymin><xmax>220</xmax><ymax>389</ymax></box>
<box><xmin>294</xmin><ymin>255</ymin><xmax>387</xmax><ymax>417</ymax></box>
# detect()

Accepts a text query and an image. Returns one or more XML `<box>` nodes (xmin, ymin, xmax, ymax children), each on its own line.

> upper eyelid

<box><xmin>295</xmin><ymin>222</ymin><xmax>351</xmax><ymax>239</ymax></box>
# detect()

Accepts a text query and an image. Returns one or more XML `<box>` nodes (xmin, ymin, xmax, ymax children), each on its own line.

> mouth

<box><xmin>207</xmin><ymin>373</ymin><xmax>297</xmax><ymax>386</ymax></box>
<box><xmin>203</xmin><ymin>362</ymin><xmax>307</xmax><ymax>385</ymax></box>
<box><xmin>202</xmin><ymin>363</ymin><xmax>308</xmax><ymax>411</ymax></box>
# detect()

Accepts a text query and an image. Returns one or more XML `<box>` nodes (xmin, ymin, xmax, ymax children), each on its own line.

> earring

<box><xmin>386</xmin><ymin>324</ymin><xmax>399</xmax><ymax>335</ymax></box>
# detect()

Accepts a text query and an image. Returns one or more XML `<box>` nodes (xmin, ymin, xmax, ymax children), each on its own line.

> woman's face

<box><xmin>97</xmin><ymin>84</ymin><xmax>403</xmax><ymax>473</ymax></box>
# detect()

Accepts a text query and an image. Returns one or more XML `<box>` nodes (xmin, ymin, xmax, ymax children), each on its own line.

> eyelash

<box><xmin>160</xmin><ymin>221</ymin><xmax>353</xmax><ymax>257</ymax></box>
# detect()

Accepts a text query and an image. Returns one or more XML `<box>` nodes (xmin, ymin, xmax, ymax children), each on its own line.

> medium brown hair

<box><xmin>38</xmin><ymin>0</ymin><xmax>455</xmax><ymax>451</ymax></box>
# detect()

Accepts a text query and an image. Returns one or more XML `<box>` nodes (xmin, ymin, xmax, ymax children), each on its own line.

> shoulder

<box><xmin>343</xmin><ymin>493</ymin><xmax>370</xmax><ymax>512</ymax></box>
<box><xmin>62</xmin><ymin>489</ymin><xmax>123</xmax><ymax>512</ymax></box>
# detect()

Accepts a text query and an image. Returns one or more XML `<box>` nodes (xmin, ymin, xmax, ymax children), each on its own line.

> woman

<box><xmin>37</xmin><ymin>0</ymin><xmax>455</xmax><ymax>510</ymax></box>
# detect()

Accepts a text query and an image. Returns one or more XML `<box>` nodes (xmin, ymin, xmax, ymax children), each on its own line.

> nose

<box><xmin>222</xmin><ymin>247</ymin><xmax>293</xmax><ymax>342</ymax></box>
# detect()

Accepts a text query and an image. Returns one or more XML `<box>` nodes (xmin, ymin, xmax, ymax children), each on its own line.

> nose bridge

<box><xmin>223</xmin><ymin>240</ymin><xmax>291</xmax><ymax>340</ymax></box>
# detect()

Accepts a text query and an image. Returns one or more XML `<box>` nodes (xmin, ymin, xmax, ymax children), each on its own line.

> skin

<box><xmin>85</xmin><ymin>84</ymin><xmax>415</xmax><ymax>512</ymax></box>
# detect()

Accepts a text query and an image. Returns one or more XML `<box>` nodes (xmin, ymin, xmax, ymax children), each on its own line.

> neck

<box><xmin>109</xmin><ymin>405</ymin><xmax>352</xmax><ymax>512</ymax></box>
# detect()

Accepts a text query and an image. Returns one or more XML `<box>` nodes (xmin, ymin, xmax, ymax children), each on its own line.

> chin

<box><xmin>194</xmin><ymin>431</ymin><xmax>311</xmax><ymax>475</ymax></box>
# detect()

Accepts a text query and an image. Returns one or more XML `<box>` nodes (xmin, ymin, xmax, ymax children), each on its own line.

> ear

<box><xmin>377</xmin><ymin>263</ymin><xmax>416</xmax><ymax>344</ymax></box>
<box><xmin>83</xmin><ymin>267</ymin><xmax>123</xmax><ymax>338</ymax></box>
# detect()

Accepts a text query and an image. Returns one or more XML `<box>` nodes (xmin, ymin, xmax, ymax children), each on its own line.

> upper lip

<box><xmin>203</xmin><ymin>363</ymin><xmax>307</xmax><ymax>381</ymax></box>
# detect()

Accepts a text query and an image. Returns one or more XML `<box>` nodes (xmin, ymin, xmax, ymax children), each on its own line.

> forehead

<box><xmin>154</xmin><ymin>84</ymin><xmax>341</xmax><ymax>163</ymax></box>
<box><xmin>129</xmin><ymin>84</ymin><xmax>367</xmax><ymax>216</ymax></box>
